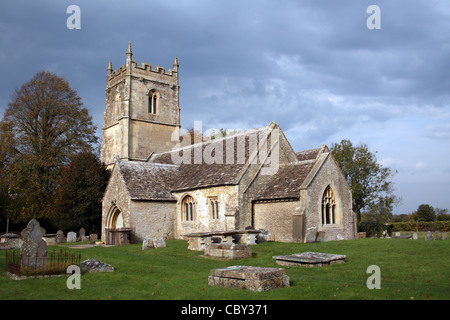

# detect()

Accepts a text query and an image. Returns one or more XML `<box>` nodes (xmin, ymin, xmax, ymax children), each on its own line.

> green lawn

<box><xmin>0</xmin><ymin>238</ymin><xmax>449</xmax><ymax>300</ymax></box>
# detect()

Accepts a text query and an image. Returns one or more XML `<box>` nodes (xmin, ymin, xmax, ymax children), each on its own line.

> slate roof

<box><xmin>118</xmin><ymin>161</ymin><xmax>179</xmax><ymax>201</ymax></box>
<box><xmin>115</xmin><ymin>125</ymin><xmax>328</xmax><ymax>201</ymax></box>
<box><xmin>253</xmin><ymin>161</ymin><xmax>316</xmax><ymax>200</ymax></box>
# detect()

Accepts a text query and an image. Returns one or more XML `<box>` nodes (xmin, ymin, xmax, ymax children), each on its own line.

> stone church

<box><xmin>100</xmin><ymin>43</ymin><xmax>357</xmax><ymax>244</ymax></box>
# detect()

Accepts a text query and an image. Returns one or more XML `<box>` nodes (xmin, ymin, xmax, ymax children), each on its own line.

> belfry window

<box><xmin>148</xmin><ymin>91</ymin><xmax>158</xmax><ymax>114</ymax></box>
<box><xmin>182</xmin><ymin>196</ymin><xmax>195</xmax><ymax>221</ymax></box>
<box><xmin>322</xmin><ymin>186</ymin><xmax>336</xmax><ymax>225</ymax></box>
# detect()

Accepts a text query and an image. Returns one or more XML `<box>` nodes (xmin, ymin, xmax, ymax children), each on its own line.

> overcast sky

<box><xmin>1</xmin><ymin>0</ymin><xmax>449</xmax><ymax>215</ymax></box>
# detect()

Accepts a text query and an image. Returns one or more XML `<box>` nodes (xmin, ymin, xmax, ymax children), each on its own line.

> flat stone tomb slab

<box><xmin>208</xmin><ymin>266</ymin><xmax>289</xmax><ymax>292</ymax></box>
<box><xmin>203</xmin><ymin>243</ymin><xmax>252</xmax><ymax>259</ymax></box>
<box><xmin>273</xmin><ymin>252</ymin><xmax>346</xmax><ymax>267</ymax></box>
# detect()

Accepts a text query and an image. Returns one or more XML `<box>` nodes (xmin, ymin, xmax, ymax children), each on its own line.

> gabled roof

<box><xmin>254</xmin><ymin>145</ymin><xmax>330</xmax><ymax>201</ymax></box>
<box><xmin>111</xmin><ymin>124</ymin><xmax>332</xmax><ymax>202</ymax></box>
<box><xmin>118</xmin><ymin>161</ymin><xmax>179</xmax><ymax>201</ymax></box>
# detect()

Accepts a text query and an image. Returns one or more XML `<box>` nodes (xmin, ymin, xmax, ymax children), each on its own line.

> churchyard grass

<box><xmin>0</xmin><ymin>238</ymin><xmax>448</xmax><ymax>300</ymax></box>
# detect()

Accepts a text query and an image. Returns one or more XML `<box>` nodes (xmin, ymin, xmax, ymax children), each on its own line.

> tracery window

<box><xmin>209</xmin><ymin>198</ymin><xmax>219</xmax><ymax>219</ymax></box>
<box><xmin>182</xmin><ymin>196</ymin><xmax>195</xmax><ymax>221</ymax></box>
<box><xmin>322</xmin><ymin>186</ymin><xmax>336</xmax><ymax>225</ymax></box>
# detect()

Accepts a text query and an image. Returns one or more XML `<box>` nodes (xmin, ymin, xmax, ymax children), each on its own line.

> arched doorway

<box><xmin>105</xmin><ymin>206</ymin><xmax>133</xmax><ymax>245</ymax></box>
<box><xmin>109</xmin><ymin>207</ymin><xmax>124</xmax><ymax>229</ymax></box>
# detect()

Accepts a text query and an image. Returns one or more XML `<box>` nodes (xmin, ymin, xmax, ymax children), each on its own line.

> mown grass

<box><xmin>0</xmin><ymin>238</ymin><xmax>448</xmax><ymax>300</ymax></box>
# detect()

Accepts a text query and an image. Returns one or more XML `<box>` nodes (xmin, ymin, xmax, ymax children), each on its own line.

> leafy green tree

<box><xmin>415</xmin><ymin>204</ymin><xmax>436</xmax><ymax>222</ymax></box>
<box><xmin>54</xmin><ymin>151</ymin><xmax>110</xmax><ymax>234</ymax></box>
<box><xmin>435</xmin><ymin>208</ymin><xmax>450</xmax><ymax>221</ymax></box>
<box><xmin>331</xmin><ymin>139</ymin><xmax>398</xmax><ymax>221</ymax></box>
<box><xmin>361</xmin><ymin>196</ymin><xmax>394</xmax><ymax>224</ymax></box>
<box><xmin>0</xmin><ymin>71</ymin><xmax>98</xmax><ymax>222</ymax></box>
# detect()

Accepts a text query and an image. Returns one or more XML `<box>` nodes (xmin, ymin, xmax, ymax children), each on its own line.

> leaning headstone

<box><xmin>20</xmin><ymin>219</ymin><xmax>47</xmax><ymax>268</ymax></box>
<box><xmin>434</xmin><ymin>230</ymin><xmax>441</xmax><ymax>240</ymax></box>
<box><xmin>305</xmin><ymin>227</ymin><xmax>318</xmax><ymax>243</ymax></box>
<box><xmin>413</xmin><ymin>232</ymin><xmax>418</xmax><ymax>240</ymax></box>
<box><xmin>67</xmin><ymin>231</ymin><xmax>77</xmax><ymax>243</ymax></box>
<box><xmin>425</xmin><ymin>231</ymin><xmax>432</xmax><ymax>241</ymax></box>
<box><xmin>56</xmin><ymin>230</ymin><xmax>65</xmax><ymax>243</ymax></box>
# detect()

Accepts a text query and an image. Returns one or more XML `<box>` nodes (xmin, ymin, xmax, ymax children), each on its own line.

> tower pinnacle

<box><xmin>126</xmin><ymin>42</ymin><xmax>132</xmax><ymax>65</ymax></box>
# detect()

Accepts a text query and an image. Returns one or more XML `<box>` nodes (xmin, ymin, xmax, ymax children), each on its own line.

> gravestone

<box><xmin>20</xmin><ymin>219</ymin><xmax>47</xmax><ymax>268</ymax></box>
<box><xmin>142</xmin><ymin>237</ymin><xmax>166</xmax><ymax>250</ymax></box>
<box><xmin>208</xmin><ymin>266</ymin><xmax>289</xmax><ymax>292</ymax></box>
<box><xmin>395</xmin><ymin>232</ymin><xmax>400</xmax><ymax>237</ymax></box>
<box><xmin>142</xmin><ymin>239</ymin><xmax>154</xmax><ymax>250</ymax></box>
<box><xmin>79</xmin><ymin>228</ymin><xmax>86</xmax><ymax>239</ymax></box>
<box><xmin>316</xmin><ymin>231</ymin><xmax>326</xmax><ymax>242</ymax></box>
<box><xmin>56</xmin><ymin>230</ymin><xmax>65</xmax><ymax>243</ymax></box>
<box><xmin>257</xmin><ymin>229</ymin><xmax>269</xmax><ymax>243</ymax></box>
<box><xmin>67</xmin><ymin>231</ymin><xmax>77</xmax><ymax>243</ymax></box>
<box><xmin>203</xmin><ymin>243</ymin><xmax>252</xmax><ymax>259</ymax></box>
<box><xmin>413</xmin><ymin>232</ymin><xmax>418</xmax><ymax>240</ymax></box>
<box><xmin>305</xmin><ymin>227</ymin><xmax>318</xmax><ymax>243</ymax></box>
<box><xmin>153</xmin><ymin>237</ymin><xmax>166</xmax><ymax>248</ymax></box>
<box><xmin>434</xmin><ymin>230</ymin><xmax>441</xmax><ymax>240</ymax></box>
<box><xmin>273</xmin><ymin>252</ymin><xmax>346</xmax><ymax>267</ymax></box>
<box><xmin>442</xmin><ymin>232</ymin><xmax>447</xmax><ymax>240</ymax></box>
<box><xmin>89</xmin><ymin>234</ymin><xmax>98</xmax><ymax>242</ymax></box>
<box><xmin>425</xmin><ymin>231</ymin><xmax>432</xmax><ymax>241</ymax></box>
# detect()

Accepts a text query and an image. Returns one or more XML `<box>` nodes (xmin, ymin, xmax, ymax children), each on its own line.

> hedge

<box><xmin>391</xmin><ymin>221</ymin><xmax>450</xmax><ymax>232</ymax></box>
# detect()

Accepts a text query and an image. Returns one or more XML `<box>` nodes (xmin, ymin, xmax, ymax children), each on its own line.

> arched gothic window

<box><xmin>182</xmin><ymin>196</ymin><xmax>195</xmax><ymax>221</ymax></box>
<box><xmin>210</xmin><ymin>198</ymin><xmax>219</xmax><ymax>219</ymax></box>
<box><xmin>322</xmin><ymin>186</ymin><xmax>336</xmax><ymax>225</ymax></box>
<box><xmin>148</xmin><ymin>91</ymin><xmax>158</xmax><ymax>114</ymax></box>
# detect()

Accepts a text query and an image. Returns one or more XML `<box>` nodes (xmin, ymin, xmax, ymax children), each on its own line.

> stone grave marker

<box><xmin>305</xmin><ymin>227</ymin><xmax>318</xmax><ymax>243</ymax></box>
<box><xmin>56</xmin><ymin>230</ymin><xmax>65</xmax><ymax>243</ymax></box>
<box><xmin>208</xmin><ymin>266</ymin><xmax>289</xmax><ymax>292</ymax></box>
<box><xmin>425</xmin><ymin>231</ymin><xmax>432</xmax><ymax>241</ymax></box>
<box><xmin>273</xmin><ymin>252</ymin><xmax>346</xmax><ymax>267</ymax></box>
<box><xmin>67</xmin><ymin>231</ymin><xmax>77</xmax><ymax>243</ymax></box>
<box><xmin>153</xmin><ymin>237</ymin><xmax>166</xmax><ymax>248</ymax></box>
<box><xmin>89</xmin><ymin>234</ymin><xmax>98</xmax><ymax>242</ymax></box>
<box><xmin>434</xmin><ymin>230</ymin><xmax>441</xmax><ymax>240</ymax></box>
<box><xmin>442</xmin><ymin>232</ymin><xmax>447</xmax><ymax>240</ymax></box>
<box><xmin>20</xmin><ymin>219</ymin><xmax>47</xmax><ymax>268</ymax></box>
<box><xmin>316</xmin><ymin>231</ymin><xmax>326</xmax><ymax>242</ymax></box>
<box><xmin>413</xmin><ymin>232</ymin><xmax>418</xmax><ymax>240</ymax></box>
<box><xmin>203</xmin><ymin>243</ymin><xmax>252</xmax><ymax>259</ymax></box>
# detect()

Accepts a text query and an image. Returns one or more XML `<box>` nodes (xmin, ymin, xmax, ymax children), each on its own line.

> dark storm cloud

<box><xmin>1</xmin><ymin>0</ymin><xmax>449</xmax><ymax>214</ymax></box>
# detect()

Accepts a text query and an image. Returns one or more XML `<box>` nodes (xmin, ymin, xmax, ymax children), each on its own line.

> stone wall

<box><xmin>101</xmin><ymin>164</ymin><xmax>131</xmax><ymax>241</ymax></box>
<box><xmin>130</xmin><ymin>200</ymin><xmax>176</xmax><ymax>241</ymax></box>
<box><xmin>173</xmin><ymin>185</ymin><xmax>239</xmax><ymax>238</ymax></box>
<box><xmin>304</xmin><ymin>155</ymin><xmax>357</xmax><ymax>241</ymax></box>
<box><xmin>253</xmin><ymin>200</ymin><xmax>301</xmax><ymax>242</ymax></box>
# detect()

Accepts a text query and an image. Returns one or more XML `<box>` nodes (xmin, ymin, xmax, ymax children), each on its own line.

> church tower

<box><xmin>100</xmin><ymin>42</ymin><xmax>181</xmax><ymax>169</ymax></box>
